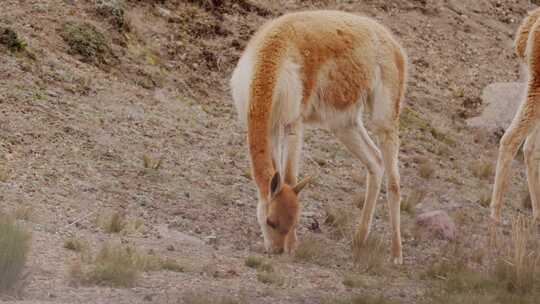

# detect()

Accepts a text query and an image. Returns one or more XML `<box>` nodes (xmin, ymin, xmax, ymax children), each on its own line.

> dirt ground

<box><xmin>0</xmin><ymin>0</ymin><xmax>538</xmax><ymax>303</ymax></box>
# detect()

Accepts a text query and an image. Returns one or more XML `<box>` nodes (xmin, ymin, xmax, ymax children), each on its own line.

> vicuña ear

<box><xmin>269</xmin><ymin>172</ymin><xmax>282</xmax><ymax>199</ymax></box>
<box><xmin>293</xmin><ymin>176</ymin><xmax>313</xmax><ymax>194</ymax></box>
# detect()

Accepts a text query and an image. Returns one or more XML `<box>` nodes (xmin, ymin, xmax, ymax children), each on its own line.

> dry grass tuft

<box><xmin>294</xmin><ymin>234</ymin><xmax>329</xmax><ymax>265</ymax></box>
<box><xmin>159</xmin><ymin>258</ymin><xmax>185</xmax><ymax>272</ymax></box>
<box><xmin>425</xmin><ymin>218</ymin><xmax>540</xmax><ymax>303</ymax></box>
<box><xmin>256</xmin><ymin>270</ymin><xmax>284</xmax><ymax>286</ymax></box>
<box><xmin>182</xmin><ymin>292</ymin><xmax>246</xmax><ymax>304</ymax></box>
<box><xmin>143</xmin><ymin>154</ymin><xmax>163</xmax><ymax>170</ymax></box>
<box><xmin>471</xmin><ymin>160</ymin><xmax>494</xmax><ymax>180</ymax></box>
<box><xmin>401</xmin><ymin>189</ymin><xmax>426</xmax><ymax>214</ymax></box>
<box><xmin>103</xmin><ymin>212</ymin><xmax>125</xmax><ymax>233</ymax></box>
<box><xmin>0</xmin><ymin>216</ymin><xmax>31</xmax><ymax>292</ymax></box>
<box><xmin>352</xmin><ymin>236</ymin><xmax>386</xmax><ymax>274</ymax></box>
<box><xmin>521</xmin><ymin>190</ymin><xmax>532</xmax><ymax>210</ymax></box>
<box><xmin>70</xmin><ymin>243</ymin><xmax>182</xmax><ymax>287</ymax></box>
<box><xmin>418</xmin><ymin>161</ymin><xmax>435</xmax><ymax>179</ymax></box>
<box><xmin>64</xmin><ymin>237</ymin><xmax>87</xmax><ymax>253</ymax></box>
<box><xmin>478</xmin><ymin>189</ymin><xmax>491</xmax><ymax>208</ymax></box>
<box><xmin>322</xmin><ymin>294</ymin><xmax>398</xmax><ymax>304</ymax></box>
<box><xmin>13</xmin><ymin>206</ymin><xmax>33</xmax><ymax>221</ymax></box>
<box><xmin>342</xmin><ymin>273</ymin><xmax>365</xmax><ymax>289</ymax></box>
<box><xmin>493</xmin><ymin>216</ymin><xmax>540</xmax><ymax>294</ymax></box>
<box><xmin>245</xmin><ymin>255</ymin><xmax>263</xmax><ymax>268</ymax></box>
<box><xmin>324</xmin><ymin>205</ymin><xmax>353</xmax><ymax>238</ymax></box>
<box><xmin>85</xmin><ymin>244</ymin><xmax>140</xmax><ymax>287</ymax></box>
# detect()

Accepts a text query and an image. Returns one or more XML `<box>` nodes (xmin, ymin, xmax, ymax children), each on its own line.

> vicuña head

<box><xmin>264</xmin><ymin>172</ymin><xmax>311</xmax><ymax>253</ymax></box>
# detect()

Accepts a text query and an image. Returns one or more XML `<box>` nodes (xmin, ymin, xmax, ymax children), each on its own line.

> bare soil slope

<box><xmin>0</xmin><ymin>0</ymin><xmax>537</xmax><ymax>303</ymax></box>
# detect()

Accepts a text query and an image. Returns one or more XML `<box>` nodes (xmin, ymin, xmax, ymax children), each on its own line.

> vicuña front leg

<box><xmin>284</xmin><ymin>122</ymin><xmax>304</xmax><ymax>186</ymax></box>
<box><xmin>334</xmin><ymin>123</ymin><xmax>384</xmax><ymax>247</ymax></box>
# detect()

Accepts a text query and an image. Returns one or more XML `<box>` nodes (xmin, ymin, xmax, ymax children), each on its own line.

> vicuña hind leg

<box><xmin>379</xmin><ymin>129</ymin><xmax>403</xmax><ymax>264</ymax></box>
<box><xmin>524</xmin><ymin>126</ymin><xmax>540</xmax><ymax>221</ymax></box>
<box><xmin>490</xmin><ymin>103</ymin><xmax>538</xmax><ymax>223</ymax></box>
<box><xmin>333</xmin><ymin>122</ymin><xmax>384</xmax><ymax>247</ymax></box>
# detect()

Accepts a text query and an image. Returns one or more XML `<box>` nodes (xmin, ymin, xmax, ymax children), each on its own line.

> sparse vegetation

<box><xmin>94</xmin><ymin>0</ymin><xmax>129</xmax><ymax>30</ymax></box>
<box><xmin>69</xmin><ymin>242</ymin><xmax>184</xmax><ymax>287</ymax></box>
<box><xmin>471</xmin><ymin>160</ymin><xmax>494</xmax><ymax>180</ymax></box>
<box><xmin>294</xmin><ymin>234</ymin><xmax>329</xmax><ymax>265</ymax></box>
<box><xmin>401</xmin><ymin>189</ymin><xmax>426</xmax><ymax>214</ymax></box>
<box><xmin>61</xmin><ymin>22</ymin><xmax>116</xmax><ymax>66</ymax></box>
<box><xmin>64</xmin><ymin>237</ymin><xmax>87</xmax><ymax>252</ymax></box>
<box><xmin>0</xmin><ymin>27</ymin><xmax>27</xmax><ymax>52</ymax></box>
<box><xmin>103</xmin><ymin>212</ymin><xmax>125</xmax><ymax>233</ymax></box>
<box><xmin>418</xmin><ymin>161</ymin><xmax>435</xmax><ymax>179</ymax></box>
<box><xmin>0</xmin><ymin>216</ymin><xmax>31</xmax><ymax>292</ymax></box>
<box><xmin>478</xmin><ymin>190</ymin><xmax>491</xmax><ymax>208</ymax></box>
<box><xmin>182</xmin><ymin>292</ymin><xmax>246</xmax><ymax>304</ymax></box>
<box><xmin>322</xmin><ymin>294</ymin><xmax>398</xmax><ymax>304</ymax></box>
<box><xmin>324</xmin><ymin>205</ymin><xmax>353</xmax><ymax>238</ymax></box>
<box><xmin>352</xmin><ymin>236</ymin><xmax>386</xmax><ymax>274</ymax></box>
<box><xmin>244</xmin><ymin>255</ymin><xmax>263</xmax><ymax>268</ymax></box>
<box><xmin>342</xmin><ymin>273</ymin><xmax>365</xmax><ymax>289</ymax></box>
<box><xmin>256</xmin><ymin>270</ymin><xmax>284</xmax><ymax>286</ymax></box>
<box><xmin>143</xmin><ymin>154</ymin><xmax>163</xmax><ymax>170</ymax></box>
<box><xmin>160</xmin><ymin>258</ymin><xmax>185</xmax><ymax>272</ymax></box>
<box><xmin>85</xmin><ymin>244</ymin><xmax>140</xmax><ymax>287</ymax></box>
<box><xmin>14</xmin><ymin>205</ymin><xmax>33</xmax><ymax>221</ymax></box>
<box><xmin>425</xmin><ymin>217</ymin><xmax>540</xmax><ymax>303</ymax></box>
<box><xmin>0</xmin><ymin>160</ymin><xmax>8</xmax><ymax>182</ymax></box>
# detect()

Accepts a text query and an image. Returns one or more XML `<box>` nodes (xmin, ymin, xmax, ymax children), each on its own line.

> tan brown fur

<box><xmin>515</xmin><ymin>8</ymin><xmax>540</xmax><ymax>60</ymax></box>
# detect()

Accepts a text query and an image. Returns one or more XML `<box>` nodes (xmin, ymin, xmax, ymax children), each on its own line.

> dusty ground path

<box><xmin>0</xmin><ymin>0</ymin><xmax>538</xmax><ymax>303</ymax></box>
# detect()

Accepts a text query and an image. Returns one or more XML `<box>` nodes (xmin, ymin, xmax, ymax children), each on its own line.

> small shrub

<box><xmin>245</xmin><ymin>255</ymin><xmax>263</xmax><ymax>268</ymax></box>
<box><xmin>95</xmin><ymin>0</ymin><xmax>129</xmax><ymax>30</ymax></box>
<box><xmin>256</xmin><ymin>271</ymin><xmax>284</xmax><ymax>286</ymax></box>
<box><xmin>0</xmin><ymin>27</ymin><xmax>27</xmax><ymax>52</ymax></box>
<box><xmin>61</xmin><ymin>22</ymin><xmax>116</xmax><ymax>66</ymax></box>
<box><xmin>0</xmin><ymin>216</ymin><xmax>31</xmax><ymax>292</ymax></box>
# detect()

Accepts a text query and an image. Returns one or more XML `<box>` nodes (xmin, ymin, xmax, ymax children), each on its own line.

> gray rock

<box><xmin>415</xmin><ymin>210</ymin><xmax>456</xmax><ymax>241</ymax></box>
<box><xmin>467</xmin><ymin>82</ymin><xmax>526</xmax><ymax>132</ymax></box>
